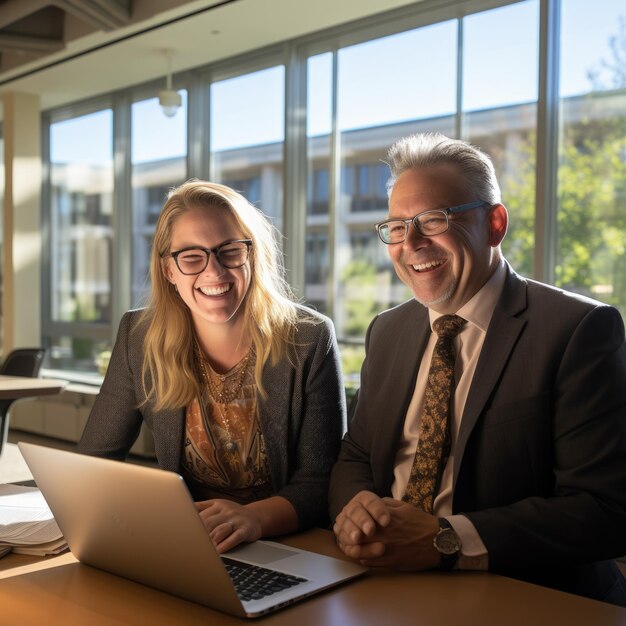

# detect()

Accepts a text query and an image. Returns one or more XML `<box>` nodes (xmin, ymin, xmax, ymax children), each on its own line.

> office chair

<box><xmin>0</xmin><ymin>348</ymin><xmax>46</xmax><ymax>456</ymax></box>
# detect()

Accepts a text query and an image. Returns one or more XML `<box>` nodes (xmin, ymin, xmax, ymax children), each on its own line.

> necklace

<box><xmin>194</xmin><ymin>341</ymin><xmax>252</xmax><ymax>453</ymax></box>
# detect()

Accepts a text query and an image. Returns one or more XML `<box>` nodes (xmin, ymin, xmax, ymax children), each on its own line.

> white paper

<box><xmin>0</xmin><ymin>484</ymin><xmax>67</xmax><ymax>556</ymax></box>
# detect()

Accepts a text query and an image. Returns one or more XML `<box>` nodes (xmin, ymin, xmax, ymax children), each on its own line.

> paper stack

<box><xmin>0</xmin><ymin>484</ymin><xmax>68</xmax><ymax>557</ymax></box>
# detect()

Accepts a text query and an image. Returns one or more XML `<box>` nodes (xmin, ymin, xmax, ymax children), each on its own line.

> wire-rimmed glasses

<box><xmin>375</xmin><ymin>200</ymin><xmax>490</xmax><ymax>244</ymax></box>
<box><xmin>164</xmin><ymin>239</ymin><xmax>253</xmax><ymax>275</ymax></box>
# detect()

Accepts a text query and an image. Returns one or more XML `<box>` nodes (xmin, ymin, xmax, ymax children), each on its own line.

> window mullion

<box><xmin>535</xmin><ymin>0</ymin><xmax>561</xmax><ymax>284</ymax></box>
<box><xmin>112</xmin><ymin>92</ymin><xmax>132</xmax><ymax>336</ymax></box>
<box><xmin>283</xmin><ymin>43</ymin><xmax>308</xmax><ymax>297</ymax></box>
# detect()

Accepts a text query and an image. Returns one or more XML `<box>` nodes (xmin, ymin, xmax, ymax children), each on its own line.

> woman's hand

<box><xmin>196</xmin><ymin>499</ymin><xmax>262</xmax><ymax>553</ymax></box>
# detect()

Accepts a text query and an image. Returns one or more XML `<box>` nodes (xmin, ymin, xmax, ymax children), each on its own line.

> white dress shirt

<box><xmin>390</xmin><ymin>259</ymin><xmax>507</xmax><ymax>569</ymax></box>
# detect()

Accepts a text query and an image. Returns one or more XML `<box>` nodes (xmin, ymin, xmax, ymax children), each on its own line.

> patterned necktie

<box><xmin>402</xmin><ymin>314</ymin><xmax>467</xmax><ymax>513</ymax></box>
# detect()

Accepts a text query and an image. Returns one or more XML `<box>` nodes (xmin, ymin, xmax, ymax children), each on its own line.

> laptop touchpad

<box><xmin>226</xmin><ymin>541</ymin><xmax>299</xmax><ymax>564</ymax></box>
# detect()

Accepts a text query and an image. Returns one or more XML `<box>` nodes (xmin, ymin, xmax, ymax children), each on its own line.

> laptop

<box><xmin>18</xmin><ymin>442</ymin><xmax>366</xmax><ymax>618</ymax></box>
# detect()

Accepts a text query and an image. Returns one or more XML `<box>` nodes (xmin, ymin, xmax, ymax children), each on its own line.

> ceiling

<box><xmin>0</xmin><ymin>0</ymin><xmax>419</xmax><ymax>112</ymax></box>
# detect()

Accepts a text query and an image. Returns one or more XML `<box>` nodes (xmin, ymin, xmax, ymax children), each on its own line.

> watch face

<box><xmin>435</xmin><ymin>528</ymin><xmax>461</xmax><ymax>555</ymax></box>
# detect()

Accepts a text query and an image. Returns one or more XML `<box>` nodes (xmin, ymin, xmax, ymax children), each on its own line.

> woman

<box><xmin>78</xmin><ymin>180</ymin><xmax>346</xmax><ymax>553</ymax></box>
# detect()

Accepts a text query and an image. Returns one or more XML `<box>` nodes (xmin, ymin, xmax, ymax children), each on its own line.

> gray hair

<box><xmin>385</xmin><ymin>132</ymin><xmax>501</xmax><ymax>204</ymax></box>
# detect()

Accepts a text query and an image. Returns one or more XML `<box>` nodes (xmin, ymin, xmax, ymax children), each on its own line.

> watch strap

<box><xmin>437</xmin><ymin>518</ymin><xmax>460</xmax><ymax>571</ymax></box>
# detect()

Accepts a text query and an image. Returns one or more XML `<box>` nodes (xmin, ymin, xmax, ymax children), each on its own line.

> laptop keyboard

<box><xmin>222</xmin><ymin>557</ymin><xmax>308</xmax><ymax>602</ymax></box>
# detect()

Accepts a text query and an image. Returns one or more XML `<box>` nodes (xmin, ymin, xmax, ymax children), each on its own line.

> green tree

<box><xmin>500</xmin><ymin>16</ymin><xmax>626</xmax><ymax>316</ymax></box>
<box><xmin>342</xmin><ymin>259</ymin><xmax>379</xmax><ymax>337</ymax></box>
<box><xmin>340</xmin><ymin>259</ymin><xmax>378</xmax><ymax>380</ymax></box>
<box><xmin>499</xmin><ymin>136</ymin><xmax>536</xmax><ymax>278</ymax></box>
<box><xmin>556</xmin><ymin>13</ymin><xmax>626</xmax><ymax>312</ymax></box>
<box><xmin>556</xmin><ymin>130</ymin><xmax>626</xmax><ymax>304</ymax></box>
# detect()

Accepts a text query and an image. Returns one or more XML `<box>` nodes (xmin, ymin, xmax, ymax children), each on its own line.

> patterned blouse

<box><xmin>180</xmin><ymin>349</ymin><xmax>273</xmax><ymax>503</ymax></box>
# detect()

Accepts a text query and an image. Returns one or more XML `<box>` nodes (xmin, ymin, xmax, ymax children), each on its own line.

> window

<box><xmin>305</xmin><ymin>52</ymin><xmax>333</xmax><ymax>314</ymax></box>
<box><xmin>332</xmin><ymin>22</ymin><xmax>457</xmax><ymax>379</ymax></box>
<box><xmin>309</xmin><ymin>169</ymin><xmax>330</xmax><ymax>216</ymax></box>
<box><xmin>305</xmin><ymin>232</ymin><xmax>329</xmax><ymax>297</ymax></box>
<box><xmin>40</xmin><ymin>1</ymin><xmax>626</xmax><ymax>378</ymax></box>
<box><xmin>210</xmin><ymin>66</ymin><xmax>285</xmax><ymax>229</ymax></box>
<box><xmin>463</xmin><ymin>1</ymin><xmax>539</xmax><ymax>277</ymax></box>
<box><xmin>300</xmin><ymin>5</ymin><xmax>543</xmax><ymax>381</ymax></box>
<box><xmin>558</xmin><ymin>0</ymin><xmax>626</xmax><ymax>316</ymax></box>
<box><xmin>131</xmin><ymin>92</ymin><xmax>188</xmax><ymax>308</ymax></box>
<box><xmin>45</xmin><ymin>110</ymin><xmax>113</xmax><ymax>372</ymax></box>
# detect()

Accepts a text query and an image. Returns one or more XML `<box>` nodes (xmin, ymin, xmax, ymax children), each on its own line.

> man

<box><xmin>329</xmin><ymin>132</ymin><xmax>626</xmax><ymax>605</ymax></box>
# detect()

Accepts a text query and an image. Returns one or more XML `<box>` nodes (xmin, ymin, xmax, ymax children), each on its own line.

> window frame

<box><xmin>39</xmin><ymin>0</ymin><xmax>582</xmax><ymax>372</ymax></box>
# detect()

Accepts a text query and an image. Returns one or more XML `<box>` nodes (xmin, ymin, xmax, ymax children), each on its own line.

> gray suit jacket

<box><xmin>79</xmin><ymin>307</ymin><xmax>346</xmax><ymax>530</ymax></box>
<box><xmin>329</xmin><ymin>263</ymin><xmax>626</xmax><ymax>604</ymax></box>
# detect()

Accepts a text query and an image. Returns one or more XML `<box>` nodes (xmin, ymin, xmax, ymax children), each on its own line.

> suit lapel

<box><xmin>372</xmin><ymin>302</ymin><xmax>431</xmax><ymax>493</ymax></box>
<box><xmin>453</xmin><ymin>266</ymin><xmax>528</xmax><ymax>486</ymax></box>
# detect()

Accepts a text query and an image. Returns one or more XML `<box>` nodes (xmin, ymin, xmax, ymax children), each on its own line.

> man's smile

<box><xmin>409</xmin><ymin>259</ymin><xmax>448</xmax><ymax>273</ymax></box>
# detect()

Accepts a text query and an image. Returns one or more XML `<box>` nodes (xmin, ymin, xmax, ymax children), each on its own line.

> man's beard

<box><xmin>412</xmin><ymin>278</ymin><xmax>456</xmax><ymax>308</ymax></box>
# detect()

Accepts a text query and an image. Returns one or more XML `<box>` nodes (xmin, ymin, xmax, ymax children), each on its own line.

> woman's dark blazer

<box><xmin>78</xmin><ymin>307</ymin><xmax>346</xmax><ymax>529</ymax></box>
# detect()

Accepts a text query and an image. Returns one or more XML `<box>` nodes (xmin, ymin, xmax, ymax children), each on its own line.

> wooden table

<box><xmin>0</xmin><ymin>375</ymin><xmax>67</xmax><ymax>400</ymax></box>
<box><xmin>1</xmin><ymin>529</ymin><xmax>625</xmax><ymax>626</ymax></box>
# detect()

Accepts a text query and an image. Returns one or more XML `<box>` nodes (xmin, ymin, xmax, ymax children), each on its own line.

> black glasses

<box><xmin>164</xmin><ymin>239</ymin><xmax>253</xmax><ymax>275</ymax></box>
<box><xmin>375</xmin><ymin>200</ymin><xmax>490</xmax><ymax>244</ymax></box>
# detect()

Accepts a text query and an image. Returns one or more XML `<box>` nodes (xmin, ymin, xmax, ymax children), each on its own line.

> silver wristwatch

<box><xmin>433</xmin><ymin>518</ymin><xmax>462</xmax><ymax>571</ymax></box>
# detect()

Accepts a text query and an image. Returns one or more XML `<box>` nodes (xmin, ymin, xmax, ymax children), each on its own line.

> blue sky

<box><xmin>51</xmin><ymin>0</ymin><xmax>624</xmax><ymax>165</ymax></box>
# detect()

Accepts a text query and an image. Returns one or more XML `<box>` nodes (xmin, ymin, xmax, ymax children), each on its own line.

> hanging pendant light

<box><xmin>158</xmin><ymin>49</ymin><xmax>181</xmax><ymax>117</ymax></box>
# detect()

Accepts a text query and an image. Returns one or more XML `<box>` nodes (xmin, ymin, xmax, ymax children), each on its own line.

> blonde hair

<box><xmin>140</xmin><ymin>180</ymin><xmax>298</xmax><ymax>410</ymax></box>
